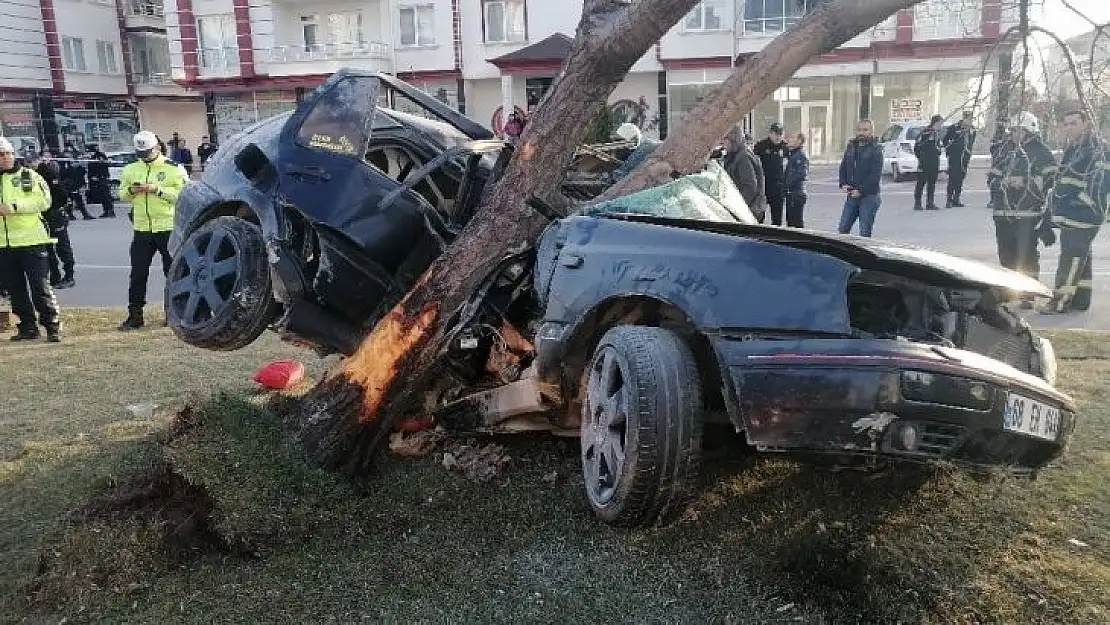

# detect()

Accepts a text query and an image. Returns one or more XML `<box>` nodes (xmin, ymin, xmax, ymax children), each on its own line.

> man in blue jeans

<box><xmin>837</xmin><ymin>119</ymin><xmax>885</xmax><ymax>237</ymax></box>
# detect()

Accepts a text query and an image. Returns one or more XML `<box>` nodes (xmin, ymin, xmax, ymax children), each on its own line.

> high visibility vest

<box><xmin>0</xmin><ymin>166</ymin><xmax>54</xmax><ymax>248</ymax></box>
<box><xmin>119</xmin><ymin>154</ymin><xmax>187</xmax><ymax>233</ymax></box>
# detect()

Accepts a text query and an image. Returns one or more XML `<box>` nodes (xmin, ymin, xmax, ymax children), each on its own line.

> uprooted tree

<box><xmin>294</xmin><ymin>0</ymin><xmax>935</xmax><ymax>474</ymax></box>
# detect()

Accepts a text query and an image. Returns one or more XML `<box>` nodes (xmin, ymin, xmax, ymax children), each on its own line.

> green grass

<box><xmin>1</xmin><ymin>311</ymin><xmax>1108</xmax><ymax>624</ymax></box>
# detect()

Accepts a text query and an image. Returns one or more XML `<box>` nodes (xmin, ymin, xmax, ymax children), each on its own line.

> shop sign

<box><xmin>889</xmin><ymin>98</ymin><xmax>924</xmax><ymax>123</ymax></box>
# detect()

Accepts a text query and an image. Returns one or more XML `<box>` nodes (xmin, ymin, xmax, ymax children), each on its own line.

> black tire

<box><xmin>892</xmin><ymin>164</ymin><xmax>906</xmax><ymax>182</ymax></box>
<box><xmin>165</xmin><ymin>216</ymin><xmax>280</xmax><ymax>351</ymax></box>
<box><xmin>580</xmin><ymin>325</ymin><xmax>704</xmax><ymax>527</ymax></box>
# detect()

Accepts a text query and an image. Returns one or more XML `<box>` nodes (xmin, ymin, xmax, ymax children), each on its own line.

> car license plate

<box><xmin>1003</xmin><ymin>392</ymin><xmax>1061</xmax><ymax>441</ymax></box>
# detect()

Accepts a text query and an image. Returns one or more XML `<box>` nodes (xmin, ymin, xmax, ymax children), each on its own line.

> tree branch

<box><xmin>595</xmin><ymin>0</ymin><xmax>929</xmax><ymax>201</ymax></box>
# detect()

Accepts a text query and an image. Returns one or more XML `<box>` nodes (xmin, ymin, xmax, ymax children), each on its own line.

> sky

<box><xmin>1036</xmin><ymin>0</ymin><xmax>1110</xmax><ymax>39</ymax></box>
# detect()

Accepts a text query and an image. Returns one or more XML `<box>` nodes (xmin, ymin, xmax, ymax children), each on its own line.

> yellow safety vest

<box><xmin>119</xmin><ymin>154</ymin><xmax>186</xmax><ymax>233</ymax></box>
<box><xmin>0</xmin><ymin>166</ymin><xmax>54</xmax><ymax>249</ymax></box>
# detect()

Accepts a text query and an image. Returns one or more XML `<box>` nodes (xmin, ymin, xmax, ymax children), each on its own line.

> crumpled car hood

<box><xmin>600</xmin><ymin>214</ymin><xmax>1053</xmax><ymax>297</ymax></box>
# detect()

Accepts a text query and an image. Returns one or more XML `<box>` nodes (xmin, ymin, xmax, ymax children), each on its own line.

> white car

<box><xmin>880</xmin><ymin>122</ymin><xmax>950</xmax><ymax>182</ymax></box>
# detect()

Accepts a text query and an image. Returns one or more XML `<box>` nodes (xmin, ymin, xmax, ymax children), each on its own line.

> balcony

<box><xmin>122</xmin><ymin>0</ymin><xmax>166</xmax><ymax>31</ymax></box>
<box><xmin>133</xmin><ymin>72</ymin><xmax>195</xmax><ymax>97</ymax></box>
<box><xmin>261</xmin><ymin>42</ymin><xmax>392</xmax><ymax>77</ymax></box>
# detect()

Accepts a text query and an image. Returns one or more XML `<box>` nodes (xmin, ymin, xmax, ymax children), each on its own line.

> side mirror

<box><xmin>235</xmin><ymin>143</ymin><xmax>276</xmax><ymax>191</ymax></box>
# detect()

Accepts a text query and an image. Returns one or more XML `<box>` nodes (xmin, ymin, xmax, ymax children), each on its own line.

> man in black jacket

<box><xmin>59</xmin><ymin>148</ymin><xmax>94</xmax><ymax>220</ymax></box>
<box><xmin>783</xmin><ymin>132</ymin><xmax>809</xmax><ymax>228</ymax></box>
<box><xmin>33</xmin><ymin>152</ymin><xmax>77</xmax><ymax>289</ymax></box>
<box><xmin>914</xmin><ymin>114</ymin><xmax>945</xmax><ymax>211</ymax></box>
<box><xmin>944</xmin><ymin>110</ymin><xmax>977</xmax><ymax>207</ymax></box>
<box><xmin>754</xmin><ymin>122</ymin><xmax>788</xmax><ymax>225</ymax></box>
<box><xmin>720</xmin><ymin>128</ymin><xmax>767</xmax><ymax>223</ymax></box>
<box><xmin>837</xmin><ymin>119</ymin><xmax>884</xmax><ymax>237</ymax></box>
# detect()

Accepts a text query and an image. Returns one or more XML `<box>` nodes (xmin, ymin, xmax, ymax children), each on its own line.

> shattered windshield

<box><xmin>575</xmin><ymin>160</ymin><xmax>759</xmax><ymax>224</ymax></box>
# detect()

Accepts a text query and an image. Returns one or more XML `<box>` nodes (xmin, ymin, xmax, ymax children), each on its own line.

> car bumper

<box><xmin>892</xmin><ymin>156</ymin><xmax>949</xmax><ymax>174</ymax></box>
<box><xmin>713</xmin><ymin>337</ymin><xmax>1075</xmax><ymax>472</ymax></box>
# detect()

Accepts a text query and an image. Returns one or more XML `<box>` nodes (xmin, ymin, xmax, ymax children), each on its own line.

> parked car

<box><xmin>167</xmin><ymin>69</ymin><xmax>1076</xmax><ymax>527</ymax></box>
<box><xmin>880</xmin><ymin>121</ymin><xmax>951</xmax><ymax>182</ymax></box>
<box><xmin>106</xmin><ymin>150</ymin><xmax>138</xmax><ymax>199</ymax></box>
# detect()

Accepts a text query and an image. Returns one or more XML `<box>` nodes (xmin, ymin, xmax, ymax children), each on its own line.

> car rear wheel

<box><xmin>892</xmin><ymin>163</ymin><xmax>906</xmax><ymax>182</ymax></box>
<box><xmin>580</xmin><ymin>325</ymin><xmax>704</xmax><ymax>527</ymax></box>
<box><xmin>166</xmin><ymin>216</ymin><xmax>279</xmax><ymax>350</ymax></box>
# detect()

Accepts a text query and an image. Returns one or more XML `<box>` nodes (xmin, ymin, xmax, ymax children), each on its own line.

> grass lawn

<box><xmin>1</xmin><ymin>309</ymin><xmax>1108</xmax><ymax>624</ymax></box>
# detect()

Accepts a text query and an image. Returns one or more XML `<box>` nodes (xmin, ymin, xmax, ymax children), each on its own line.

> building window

<box><xmin>483</xmin><ymin>0</ymin><xmax>526</xmax><ymax>43</ymax></box>
<box><xmin>197</xmin><ymin>14</ymin><xmax>237</xmax><ymax>74</ymax></box>
<box><xmin>685</xmin><ymin>1</ymin><xmax>726</xmax><ymax>31</ymax></box>
<box><xmin>96</xmin><ymin>41</ymin><xmax>119</xmax><ymax>74</ymax></box>
<box><xmin>61</xmin><ymin>37</ymin><xmax>87</xmax><ymax>71</ymax></box>
<box><xmin>327</xmin><ymin>11</ymin><xmax>364</xmax><ymax>47</ymax></box>
<box><xmin>130</xmin><ymin>34</ymin><xmax>172</xmax><ymax>83</ymax></box>
<box><xmin>399</xmin><ymin>5</ymin><xmax>435</xmax><ymax>47</ymax></box>
<box><xmin>301</xmin><ymin>15</ymin><xmax>319</xmax><ymax>52</ymax></box>
<box><xmin>773</xmin><ymin>86</ymin><xmax>801</xmax><ymax>101</ymax></box>
<box><xmin>743</xmin><ymin>0</ymin><xmax>811</xmax><ymax>36</ymax></box>
<box><xmin>913</xmin><ymin>0</ymin><xmax>981</xmax><ymax>41</ymax></box>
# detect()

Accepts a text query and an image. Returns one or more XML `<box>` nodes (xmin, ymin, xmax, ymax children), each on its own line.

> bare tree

<box><xmin>295</xmin><ymin>0</ymin><xmax>938</xmax><ymax>473</ymax></box>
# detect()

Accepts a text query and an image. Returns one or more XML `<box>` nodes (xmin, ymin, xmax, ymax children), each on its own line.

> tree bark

<box><xmin>296</xmin><ymin>0</ymin><xmax>701</xmax><ymax>474</ymax></box>
<box><xmin>596</xmin><ymin>0</ymin><xmax>928</xmax><ymax>200</ymax></box>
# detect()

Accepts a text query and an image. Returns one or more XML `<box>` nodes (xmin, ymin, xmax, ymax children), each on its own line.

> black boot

<box><xmin>45</xmin><ymin>325</ymin><xmax>62</xmax><ymax>343</ymax></box>
<box><xmin>118</xmin><ymin>307</ymin><xmax>145</xmax><ymax>331</ymax></box>
<box><xmin>55</xmin><ymin>272</ymin><xmax>75</xmax><ymax>289</ymax></box>
<box><xmin>914</xmin><ymin>200</ymin><xmax>924</xmax><ymax>211</ymax></box>
<box><xmin>953</xmin><ymin>196</ymin><xmax>965</xmax><ymax>207</ymax></box>
<box><xmin>10</xmin><ymin>326</ymin><xmax>40</xmax><ymax>341</ymax></box>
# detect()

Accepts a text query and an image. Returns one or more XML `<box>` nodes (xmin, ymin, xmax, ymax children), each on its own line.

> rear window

<box><xmin>906</xmin><ymin>127</ymin><xmax>923</xmax><ymax>140</ymax></box>
<box><xmin>296</xmin><ymin>76</ymin><xmax>376</xmax><ymax>157</ymax></box>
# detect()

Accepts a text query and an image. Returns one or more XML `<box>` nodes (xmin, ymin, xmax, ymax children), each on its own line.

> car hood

<box><xmin>600</xmin><ymin>214</ymin><xmax>1053</xmax><ymax>297</ymax></box>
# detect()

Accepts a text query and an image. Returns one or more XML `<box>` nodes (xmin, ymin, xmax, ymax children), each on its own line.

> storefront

<box><xmin>868</xmin><ymin>68</ymin><xmax>995</xmax><ymax>153</ymax></box>
<box><xmin>0</xmin><ymin>99</ymin><xmax>44</xmax><ymax>158</ymax></box>
<box><xmin>750</xmin><ymin>75</ymin><xmax>860</xmax><ymax>161</ymax></box>
<box><xmin>211</xmin><ymin>90</ymin><xmax>299</xmax><ymax>142</ymax></box>
<box><xmin>52</xmin><ymin>99</ymin><xmax>139</xmax><ymax>154</ymax></box>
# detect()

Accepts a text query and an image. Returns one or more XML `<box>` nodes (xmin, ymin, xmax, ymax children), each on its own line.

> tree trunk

<box><xmin>596</xmin><ymin>0</ymin><xmax>927</xmax><ymax>200</ymax></box>
<box><xmin>296</xmin><ymin>0</ymin><xmax>701</xmax><ymax>474</ymax></box>
<box><xmin>297</xmin><ymin>0</ymin><xmax>927</xmax><ymax>475</ymax></box>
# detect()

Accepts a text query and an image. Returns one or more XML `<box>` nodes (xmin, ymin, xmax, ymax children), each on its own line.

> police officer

<box><xmin>118</xmin><ymin>130</ymin><xmax>186</xmax><ymax>331</ymax></box>
<box><xmin>754</xmin><ymin>122</ymin><xmax>788</xmax><ymax>225</ymax></box>
<box><xmin>944</xmin><ymin>110</ymin><xmax>977</xmax><ymax>207</ymax></box>
<box><xmin>914</xmin><ymin>115</ymin><xmax>945</xmax><ymax>211</ymax></box>
<box><xmin>987</xmin><ymin>111</ymin><xmax>1057</xmax><ymax>309</ymax></box>
<box><xmin>1043</xmin><ymin>109</ymin><xmax>1109</xmax><ymax>314</ymax></box>
<box><xmin>31</xmin><ymin>152</ymin><xmax>76</xmax><ymax>289</ymax></box>
<box><xmin>86</xmin><ymin>148</ymin><xmax>116</xmax><ymax>218</ymax></box>
<box><xmin>0</xmin><ymin>137</ymin><xmax>63</xmax><ymax>342</ymax></box>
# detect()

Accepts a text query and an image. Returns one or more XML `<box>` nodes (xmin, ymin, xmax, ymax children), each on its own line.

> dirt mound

<box><xmin>77</xmin><ymin>460</ymin><xmax>227</xmax><ymax>561</ymax></box>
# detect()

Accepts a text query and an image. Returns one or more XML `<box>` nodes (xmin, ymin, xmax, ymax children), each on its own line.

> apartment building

<box><xmin>0</xmin><ymin>0</ymin><xmax>203</xmax><ymax>154</ymax></box>
<box><xmin>164</xmin><ymin>0</ymin><xmax>1011</xmax><ymax>156</ymax></box>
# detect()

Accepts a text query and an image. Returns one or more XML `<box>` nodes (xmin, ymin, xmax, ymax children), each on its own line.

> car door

<box><xmin>277</xmin><ymin>72</ymin><xmax>429</xmax><ymax>268</ymax></box>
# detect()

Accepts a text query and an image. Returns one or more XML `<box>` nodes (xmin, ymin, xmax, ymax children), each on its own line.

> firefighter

<box><xmin>914</xmin><ymin>114</ymin><xmax>945</xmax><ymax>211</ymax></box>
<box><xmin>117</xmin><ymin>130</ymin><xmax>186</xmax><ymax>331</ymax></box>
<box><xmin>987</xmin><ymin>111</ymin><xmax>1057</xmax><ymax>309</ymax></box>
<box><xmin>1043</xmin><ymin>109</ymin><xmax>1109</xmax><ymax>314</ymax></box>
<box><xmin>0</xmin><ymin>137</ymin><xmax>63</xmax><ymax>342</ymax></box>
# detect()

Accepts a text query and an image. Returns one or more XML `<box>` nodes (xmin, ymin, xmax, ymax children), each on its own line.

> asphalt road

<box><xmin>55</xmin><ymin>164</ymin><xmax>1109</xmax><ymax>331</ymax></box>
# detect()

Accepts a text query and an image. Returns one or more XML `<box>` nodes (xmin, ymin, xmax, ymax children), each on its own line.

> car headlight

<box><xmin>901</xmin><ymin>370</ymin><xmax>994</xmax><ymax>411</ymax></box>
<box><xmin>1031</xmin><ymin>335</ymin><xmax>1058</xmax><ymax>386</ymax></box>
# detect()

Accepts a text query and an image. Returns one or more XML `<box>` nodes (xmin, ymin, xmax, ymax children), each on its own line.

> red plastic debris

<box><xmin>252</xmin><ymin>359</ymin><xmax>306</xmax><ymax>390</ymax></box>
<box><xmin>394</xmin><ymin>416</ymin><xmax>436</xmax><ymax>433</ymax></box>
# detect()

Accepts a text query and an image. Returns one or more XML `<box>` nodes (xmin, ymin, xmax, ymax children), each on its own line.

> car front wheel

<box><xmin>580</xmin><ymin>325</ymin><xmax>704</xmax><ymax>527</ymax></box>
<box><xmin>166</xmin><ymin>216</ymin><xmax>279</xmax><ymax>350</ymax></box>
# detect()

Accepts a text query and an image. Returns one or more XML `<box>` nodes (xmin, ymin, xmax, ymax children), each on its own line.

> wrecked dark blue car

<box><xmin>166</xmin><ymin>69</ymin><xmax>1075</xmax><ymax>528</ymax></box>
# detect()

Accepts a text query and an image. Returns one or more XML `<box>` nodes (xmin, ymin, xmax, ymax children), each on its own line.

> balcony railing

<box><xmin>123</xmin><ymin>0</ymin><xmax>164</xmax><ymax>18</ymax></box>
<box><xmin>134</xmin><ymin>72</ymin><xmax>174</xmax><ymax>85</ymax></box>
<box><xmin>267</xmin><ymin>42</ymin><xmax>391</xmax><ymax>64</ymax></box>
<box><xmin>198</xmin><ymin>47</ymin><xmax>240</xmax><ymax>77</ymax></box>
<box><xmin>738</xmin><ymin>16</ymin><xmax>805</xmax><ymax>37</ymax></box>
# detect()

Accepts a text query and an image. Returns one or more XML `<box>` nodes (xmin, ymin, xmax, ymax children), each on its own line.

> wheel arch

<box><xmin>556</xmin><ymin>294</ymin><xmax>724</xmax><ymax>429</ymax></box>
